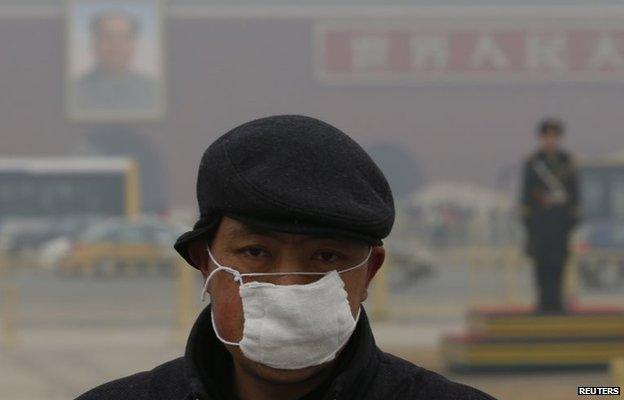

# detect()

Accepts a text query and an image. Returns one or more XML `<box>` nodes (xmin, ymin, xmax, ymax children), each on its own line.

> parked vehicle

<box><xmin>575</xmin><ymin>223</ymin><xmax>624</xmax><ymax>289</ymax></box>
<box><xmin>58</xmin><ymin>217</ymin><xmax>185</xmax><ymax>277</ymax></box>
<box><xmin>0</xmin><ymin>216</ymin><xmax>100</xmax><ymax>267</ymax></box>
<box><xmin>386</xmin><ymin>241</ymin><xmax>437</xmax><ymax>289</ymax></box>
<box><xmin>575</xmin><ymin>153</ymin><xmax>624</xmax><ymax>289</ymax></box>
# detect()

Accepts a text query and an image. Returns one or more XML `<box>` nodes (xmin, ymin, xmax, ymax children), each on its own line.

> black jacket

<box><xmin>76</xmin><ymin>306</ymin><xmax>495</xmax><ymax>400</ymax></box>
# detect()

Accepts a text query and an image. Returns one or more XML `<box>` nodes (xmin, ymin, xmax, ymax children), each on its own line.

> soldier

<box><xmin>77</xmin><ymin>115</ymin><xmax>494</xmax><ymax>400</ymax></box>
<box><xmin>521</xmin><ymin>118</ymin><xmax>580</xmax><ymax>314</ymax></box>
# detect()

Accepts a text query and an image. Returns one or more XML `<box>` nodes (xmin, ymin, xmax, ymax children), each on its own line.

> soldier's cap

<box><xmin>174</xmin><ymin>115</ymin><xmax>395</xmax><ymax>268</ymax></box>
<box><xmin>538</xmin><ymin>117</ymin><xmax>565</xmax><ymax>135</ymax></box>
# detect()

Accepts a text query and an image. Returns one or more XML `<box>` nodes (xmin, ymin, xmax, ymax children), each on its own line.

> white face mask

<box><xmin>201</xmin><ymin>246</ymin><xmax>372</xmax><ymax>370</ymax></box>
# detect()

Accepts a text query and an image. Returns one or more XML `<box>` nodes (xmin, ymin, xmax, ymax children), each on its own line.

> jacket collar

<box><xmin>183</xmin><ymin>305</ymin><xmax>379</xmax><ymax>400</ymax></box>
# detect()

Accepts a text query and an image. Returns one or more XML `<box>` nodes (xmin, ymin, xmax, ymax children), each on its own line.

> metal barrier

<box><xmin>465</xmin><ymin>246</ymin><xmax>586</xmax><ymax>309</ymax></box>
<box><xmin>174</xmin><ymin>257</ymin><xmax>196</xmax><ymax>343</ymax></box>
<box><xmin>367</xmin><ymin>245</ymin><xmax>533</xmax><ymax>319</ymax></box>
<box><xmin>465</xmin><ymin>246</ymin><xmax>530</xmax><ymax>308</ymax></box>
<box><xmin>365</xmin><ymin>243</ymin><xmax>600</xmax><ymax>321</ymax></box>
<box><xmin>0</xmin><ymin>251</ymin><xmax>17</xmax><ymax>347</ymax></box>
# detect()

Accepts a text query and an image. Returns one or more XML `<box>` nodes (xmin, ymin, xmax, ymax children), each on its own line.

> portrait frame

<box><xmin>65</xmin><ymin>0</ymin><xmax>166</xmax><ymax>122</ymax></box>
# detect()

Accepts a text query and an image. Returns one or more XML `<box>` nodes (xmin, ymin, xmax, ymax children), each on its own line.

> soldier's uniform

<box><xmin>521</xmin><ymin>147</ymin><xmax>580</xmax><ymax>313</ymax></box>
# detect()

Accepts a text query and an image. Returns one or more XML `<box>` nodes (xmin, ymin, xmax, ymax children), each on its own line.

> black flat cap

<box><xmin>174</xmin><ymin>115</ymin><xmax>395</xmax><ymax>268</ymax></box>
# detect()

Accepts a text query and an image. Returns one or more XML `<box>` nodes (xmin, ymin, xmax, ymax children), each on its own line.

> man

<box><xmin>72</xmin><ymin>10</ymin><xmax>158</xmax><ymax>113</ymax></box>
<box><xmin>77</xmin><ymin>115</ymin><xmax>494</xmax><ymax>400</ymax></box>
<box><xmin>520</xmin><ymin>118</ymin><xmax>580</xmax><ymax>314</ymax></box>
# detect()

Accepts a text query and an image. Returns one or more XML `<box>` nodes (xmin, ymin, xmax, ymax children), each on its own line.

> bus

<box><xmin>0</xmin><ymin>157</ymin><xmax>141</xmax><ymax>262</ymax></box>
<box><xmin>0</xmin><ymin>157</ymin><xmax>140</xmax><ymax>219</ymax></box>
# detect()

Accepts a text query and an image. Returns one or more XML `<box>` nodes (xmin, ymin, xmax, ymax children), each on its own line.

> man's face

<box><xmin>539</xmin><ymin>129</ymin><xmax>562</xmax><ymax>153</ymax></box>
<box><xmin>192</xmin><ymin>217</ymin><xmax>385</xmax><ymax>384</ymax></box>
<box><xmin>92</xmin><ymin>14</ymin><xmax>137</xmax><ymax>74</ymax></box>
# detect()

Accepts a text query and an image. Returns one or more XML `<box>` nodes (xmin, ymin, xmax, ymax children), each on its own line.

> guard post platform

<box><xmin>441</xmin><ymin>305</ymin><xmax>624</xmax><ymax>372</ymax></box>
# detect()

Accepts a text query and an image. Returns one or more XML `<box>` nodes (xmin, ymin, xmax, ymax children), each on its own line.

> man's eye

<box><xmin>242</xmin><ymin>247</ymin><xmax>268</xmax><ymax>258</ymax></box>
<box><xmin>315</xmin><ymin>251</ymin><xmax>339</xmax><ymax>263</ymax></box>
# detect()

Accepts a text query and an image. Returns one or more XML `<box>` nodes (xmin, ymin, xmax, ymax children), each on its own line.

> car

<box><xmin>574</xmin><ymin>222</ymin><xmax>624</xmax><ymax>289</ymax></box>
<box><xmin>58</xmin><ymin>217</ymin><xmax>186</xmax><ymax>277</ymax></box>
<box><xmin>386</xmin><ymin>241</ymin><xmax>437</xmax><ymax>289</ymax></box>
<box><xmin>0</xmin><ymin>216</ymin><xmax>101</xmax><ymax>268</ymax></box>
<box><xmin>38</xmin><ymin>236</ymin><xmax>73</xmax><ymax>271</ymax></box>
<box><xmin>0</xmin><ymin>218</ymin><xmax>57</xmax><ymax>259</ymax></box>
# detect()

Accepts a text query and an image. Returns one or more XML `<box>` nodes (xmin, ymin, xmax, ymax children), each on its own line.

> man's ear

<box><xmin>187</xmin><ymin>240</ymin><xmax>211</xmax><ymax>278</ymax></box>
<box><xmin>360</xmin><ymin>246</ymin><xmax>385</xmax><ymax>302</ymax></box>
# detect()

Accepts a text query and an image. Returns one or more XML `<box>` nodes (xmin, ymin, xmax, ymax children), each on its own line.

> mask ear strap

<box><xmin>203</xmin><ymin>246</ymin><xmax>243</xmax><ymax>346</ymax></box>
<box><xmin>338</xmin><ymin>246</ymin><xmax>373</xmax><ymax>275</ymax></box>
<box><xmin>201</xmin><ymin>266</ymin><xmax>243</xmax><ymax>302</ymax></box>
<box><xmin>201</xmin><ymin>246</ymin><xmax>244</xmax><ymax>302</ymax></box>
<box><xmin>210</xmin><ymin>309</ymin><xmax>240</xmax><ymax>346</ymax></box>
